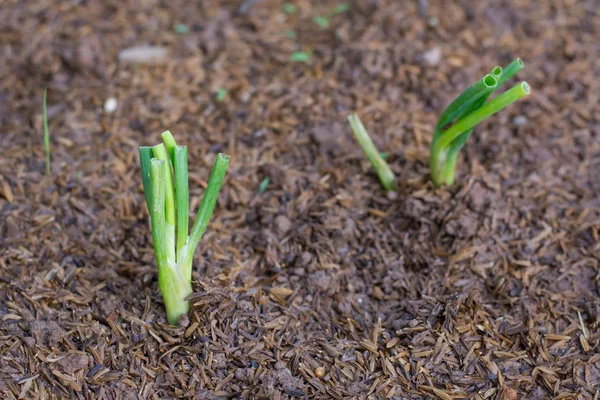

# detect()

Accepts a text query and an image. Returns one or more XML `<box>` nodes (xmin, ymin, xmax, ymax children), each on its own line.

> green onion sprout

<box><xmin>43</xmin><ymin>88</ymin><xmax>50</xmax><ymax>175</ymax></box>
<box><xmin>259</xmin><ymin>177</ymin><xmax>270</xmax><ymax>193</ymax></box>
<box><xmin>139</xmin><ymin>132</ymin><xmax>229</xmax><ymax>324</ymax></box>
<box><xmin>282</xmin><ymin>3</ymin><xmax>297</xmax><ymax>14</ymax></box>
<box><xmin>290</xmin><ymin>49</ymin><xmax>313</xmax><ymax>63</ymax></box>
<box><xmin>216</xmin><ymin>88</ymin><xmax>228</xmax><ymax>103</ymax></box>
<box><xmin>313</xmin><ymin>15</ymin><xmax>330</xmax><ymax>29</ymax></box>
<box><xmin>430</xmin><ymin>58</ymin><xmax>530</xmax><ymax>187</ymax></box>
<box><xmin>348</xmin><ymin>112</ymin><xmax>396</xmax><ymax>191</ymax></box>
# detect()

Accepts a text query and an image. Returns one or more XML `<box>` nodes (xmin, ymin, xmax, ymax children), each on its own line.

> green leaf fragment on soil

<box><xmin>331</xmin><ymin>3</ymin><xmax>350</xmax><ymax>15</ymax></box>
<box><xmin>313</xmin><ymin>15</ymin><xmax>329</xmax><ymax>29</ymax></box>
<box><xmin>282</xmin><ymin>3</ymin><xmax>297</xmax><ymax>14</ymax></box>
<box><xmin>259</xmin><ymin>177</ymin><xmax>270</xmax><ymax>193</ymax></box>
<box><xmin>290</xmin><ymin>50</ymin><xmax>312</xmax><ymax>63</ymax></box>
<box><xmin>216</xmin><ymin>88</ymin><xmax>228</xmax><ymax>102</ymax></box>
<box><xmin>174</xmin><ymin>24</ymin><xmax>190</xmax><ymax>34</ymax></box>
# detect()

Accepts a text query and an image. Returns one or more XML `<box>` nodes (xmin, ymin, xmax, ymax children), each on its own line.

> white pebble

<box><xmin>118</xmin><ymin>46</ymin><xmax>168</xmax><ymax>63</ymax></box>
<box><xmin>423</xmin><ymin>47</ymin><xmax>442</xmax><ymax>66</ymax></box>
<box><xmin>512</xmin><ymin>115</ymin><xmax>527</xmax><ymax>126</ymax></box>
<box><xmin>104</xmin><ymin>97</ymin><xmax>118</xmax><ymax>113</ymax></box>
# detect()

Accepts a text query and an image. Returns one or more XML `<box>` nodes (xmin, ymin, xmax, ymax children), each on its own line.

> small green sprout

<box><xmin>139</xmin><ymin>132</ymin><xmax>229</xmax><ymax>324</ymax></box>
<box><xmin>282</xmin><ymin>3</ymin><xmax>297</xmax><ymax>14</ymax></box>
<box><xmin>283</xmin><ymin>30</ymin><xmax>297</xmax><ymax>40</ymax></box>
<box><xmin>174</xmin><ymin>23</ymin><xmax>190</xmax><ymax>35</ymax></box>
<box><xmin>331</xmin><ymin>3</ymin><xmax>350</xmax><ymax>15</ymax></box>
<box><xmin>290</xmin><ymin>49</ymin><xmax>313</xmax><ymax>63</ymax></box>
<box><xmin>42</xmin><ymin>88</ymin><xmax>50</xmax><ymax>176</ymax></box>
<box><xmin>216</xmin><ymin>88</ymin><xmax>228</xmax><ymax>102</ymax></box>
<box><xmin>313</xmin><ymin>15</ymin><xmax>329</xmax><ymax>29</ymax></box>
<box><xmin>430</xmin><ymin>58</ymin><xmax>530</xmax><ymax>187</ymax></box>
<box><xmin>348</xmin><ymin>113</ymin><xmax>396</xmax><ymax>191</ymax></box>
<box><xmin>259</xmin><ymin>177</ymin><xmax>270</xmax><ymax>193</ymax></box>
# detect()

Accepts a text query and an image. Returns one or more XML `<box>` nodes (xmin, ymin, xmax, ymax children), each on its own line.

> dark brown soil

<box><xmin>1</xmin><ymin>1</ymin><xmax>599</xmax><ymax>399</ymax></box>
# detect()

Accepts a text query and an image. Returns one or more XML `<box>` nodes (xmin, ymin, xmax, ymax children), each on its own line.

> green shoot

<box><xmin>282</xmin><ymin>3</ymin><xmax>297</xmax><ymax>14</ymax></box>
<box><xmin>313</xmin><ymin>4</ymin><xmax>349</xmax><ymax>30</ymax></box>
<box><xmin>43</xmin><ymin>88</ymin><xmax>50</xmax><ymax>175</ymax></box>
<box><xmin>290</xmin><ymin>49</ymin><xmax>313</xmax><ymax>63</ymax></box>
<box><xmin>174</xmin><ymin>23</ymin><xmax>190</xmax><ymax>34</ymax></box>
<box><xmin>140</xmin><ymin>133</ymin><xmax>229</xmax><ymax>324</ymax></box>
<box><xmin>313</xmin><ymin>15</ymin><xmax>329</xmax><ymax>29</ymax></box>
<box><xmin>259</xmin><ymin>177</ymin><xmax>270</xmax><ymax>193</ymax></box>
<box><xmin>430</xmin><ymin>58</ymin><xmax>530</xmax><ymax>187</ymax></box>
<box><xmin>331</xmin><ymin>3</ymin><xmax>350</xmax><ymax>15</ymax></box>
<box><xmin>283</xmin><ymin>30</ymin><xmax>297</xmax><ymax>40</ymax></box>
<box><xmin>216</xmin><ymin>88</ymin><xmax>228</xmax><ymax>102</ymax></box>
<box><xmin>348</xmin><ymin>113</ymin><xmax>396</xmax><ymax>191</ymax></box>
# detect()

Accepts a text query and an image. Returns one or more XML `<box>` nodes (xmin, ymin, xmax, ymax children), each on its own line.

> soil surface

<box><xmin>1</xmin><ymin>1</ymin><xmax>599</xmax><ymax>399</ymax></box>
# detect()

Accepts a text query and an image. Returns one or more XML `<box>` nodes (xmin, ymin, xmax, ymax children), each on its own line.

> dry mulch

<box><xmin>1</xmin><ymin>0</ymin><xmax>599</xmax><ymax>399</ymax></box>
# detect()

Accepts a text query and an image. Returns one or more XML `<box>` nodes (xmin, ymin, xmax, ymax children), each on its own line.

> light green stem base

<box><xmin>159</xmin><ymin>261</ymin><xmax>193</xmax><ymax>325</ymax></box>
<box><xmin>430</xmin><ymin>148</ymin><xmax>459</xmax><ymax>187</ymax></box>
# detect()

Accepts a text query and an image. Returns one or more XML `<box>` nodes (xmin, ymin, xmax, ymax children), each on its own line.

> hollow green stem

<box><xmin>174</xmin><ymin>146</ymin><xmax>189</xmax><ymax>258</ymax></box>
<box><xmin>183</xmin><ymin>153</ymin><xmax>230</xmax><ymax>278</ymax></box>
<box><xmin>435</xmin><ymin>74</ymin><xmax>497</xmax><ymax>136</ymax></box>
<box><xmin>348</xmin><ymin>113</ymin><xmax>396</xmax><ymax>191</ymax></box>
<box><xmin>152</xmin><ymin>144</ymin><xmax>176</xmax><ymax>262</ymax></box>
<box><xmin>149</xmin><ymin>159</ymin><xmax>167</xmax><ymax>272</ymax></box>
<box><xmin>496</xmin><ymin>58</ymin><xmax>524</xmax><ymax>88</ymax></box>
<box><xmin>161</xmin><ymin>130</ymin><xmax>177</xmax><ymax>165</ymax></box>
<box><xmin>435</xmin><ymin>82</ymin><xmax>530</xmax><ymax>151</ymax></box>
<box><xmin>139</xmin><ymin>147</ymin><xmax>154</xmax><ymax>211</ymax></box>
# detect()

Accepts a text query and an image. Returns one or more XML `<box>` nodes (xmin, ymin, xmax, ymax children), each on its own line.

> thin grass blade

<box><xmin>43</xmin><ymin>88</ymin><xmax>51</xmax><ymax>175</ymax></box>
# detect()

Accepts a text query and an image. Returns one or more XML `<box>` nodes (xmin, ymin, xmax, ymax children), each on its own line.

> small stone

<box><xmin>512</xmin><ymin>115</ymin><xmax>527</xmax><ymax>126</ymax></box>
<box><xmin>104</xmin><ymin>97</ymin><xmax>118</xmax><ymax>113</ymax></box>
<box><xmin>275</xmin><ymin>215</ymin><xmax>292</xmax><ymax>234</ymax></box>
<box><xmin>422</xmin><ymin>48</ymin><xmax>442</xmax><ymax>66</ymax></box>
<box><xmin>315</xmin><ymin>366</ymin><xmax>325</xmax><ymax>378</ymax></box>
<box><xmin>274</xmin><ymin>361</ymin><xmax>286</xmax><ymax>370</ymax></box>
<box><xmin>178</xmin><ymin>313</ymin><xmax>190</xmax><ymax>328</ymax></box>
<box><xmin>373</xmin><ymin>286</ymin><xmax>383</xmax><ymax>300</ymax></box>
<box><xmin>118</xmin><ymin>46</ymin><xmax>168</xmax><ymax>63</ymax></box>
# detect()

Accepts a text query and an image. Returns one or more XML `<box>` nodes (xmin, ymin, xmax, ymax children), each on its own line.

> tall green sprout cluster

<box><xmin>139</xmin><ymin>131</ymin><xmax>229</xmax><ymax>324</ymax></box>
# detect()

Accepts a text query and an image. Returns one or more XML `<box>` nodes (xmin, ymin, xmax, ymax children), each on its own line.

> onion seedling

<box><xmin>430</xmin><ymin>58</ymin><xmax>530</xmax><ymax>187</ymax></box>
<box><xmin>139</xmin><ymin>132</ymin><xmax>229</xmax><ymax>324</ymax></box>
<box><xmin>348</xmin><ymin>113</ymin><xmax>396</xmax><ymax>191</ymax></box>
